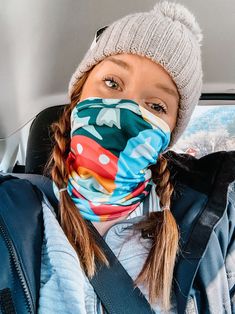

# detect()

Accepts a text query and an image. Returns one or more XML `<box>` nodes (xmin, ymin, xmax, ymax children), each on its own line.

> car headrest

<box><xmin>25</xmin><ymin>105</ymin><xmax>66</xmax><ymax>174</ymax></box>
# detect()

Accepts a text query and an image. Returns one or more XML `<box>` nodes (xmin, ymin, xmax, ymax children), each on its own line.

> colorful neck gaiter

<box><xmin>54</xmin><ymin>97</ymin><xmax>171</xmax><ymax>222</ymax></box>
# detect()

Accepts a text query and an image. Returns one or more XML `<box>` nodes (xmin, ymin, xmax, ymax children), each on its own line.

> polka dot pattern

<box><xmin>77</xmin><ymin>143</ymin><xmax>83</xmax><ymax>154</ymax></box>
<box><xmin>99</xmin><ymin>154</ymin><xmax>110</xmax><ymax>164</ymax></box>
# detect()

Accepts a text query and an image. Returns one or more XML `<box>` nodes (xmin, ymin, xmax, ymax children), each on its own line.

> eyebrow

<box><xmin>154</xmin><ymin>83</ymin><xmax>179</xmax><ymax>100</ymax></box>
<box><xmin>105</xmin><ymin>57</ymin><xmax>131</xmax><ymax>71</ymax></box>
<box><xmin>105</xmin><ymin>56</ymin><xmax>179</xmax><ymax>101</ymax></box>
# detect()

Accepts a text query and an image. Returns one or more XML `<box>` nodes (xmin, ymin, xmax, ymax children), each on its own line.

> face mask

<box><xmin>54</xmin><ymin>97</ymin><xmax>171</xmax><ymax>222</ymax></box>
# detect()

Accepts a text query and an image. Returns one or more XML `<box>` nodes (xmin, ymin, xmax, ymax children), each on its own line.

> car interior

<box><xmin>1</xmin><ymin>0</ymin><xmax>235</xmax><ymax>179</ymax></box>
<box><xmin>0</xmin><ymin>3</ymin><xmax>235</xmax><ymax>313</ymax></box>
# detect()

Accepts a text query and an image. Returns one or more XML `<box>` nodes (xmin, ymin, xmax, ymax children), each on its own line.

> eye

<box><xmin>146</xmin><ymin>102</ymin><xmax>167</xmax><ymax>114</ymax></box>
<box><xmin>102</xmin><ymin>76</ymin><xmax>121</xmax><ymax>90</ymax></box>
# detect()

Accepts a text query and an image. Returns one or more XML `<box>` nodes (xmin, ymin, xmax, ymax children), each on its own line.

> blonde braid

<box><xmin>46</xmin><ymin>70</ymin><xmax>108</xmax><ymax>277</ymax></box>
<box><xmin>152</xmin><ymin>154</ymin><xmax>174</xmax><ymax>209</ymax></box>
<box><xmin>134</xmin><ymin>154</ymin><xmax>179</xmax><ymax>311</ymax></box>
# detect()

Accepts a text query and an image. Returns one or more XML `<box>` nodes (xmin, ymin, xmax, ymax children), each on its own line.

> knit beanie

<box><xmin>68</xmin><ymin>1</ymin><xmax>203</xmax><ymax>148</ymax></box>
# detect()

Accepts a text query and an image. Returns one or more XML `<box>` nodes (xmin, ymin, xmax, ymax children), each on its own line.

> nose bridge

<box><xmin>122</xmin><ymin>84</ymin><xmax>145</xmax><ymax>106</ymax></box>
<box><xmin>132</xmin><ymin>97</ymin><xmax>145</xmax><ymax>107</ymax></box>
<box><xmin>122</xmin><ymin>96</ymin><xmax>144</xmax><ymax>107</ymax></box>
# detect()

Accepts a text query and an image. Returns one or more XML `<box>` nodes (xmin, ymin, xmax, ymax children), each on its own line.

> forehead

<box><xmin>101</xmin><ymin>53</ymin><xmax>162</xmax><ymax>69</ymax></box>
<box><xmin>100</xmin><ymin>53</ymin><xmax>179</xmax><ymax>87</ymax></box>
<box><xmin>98</xmin><ymin>54</ymin><xmax>179</xmax><ymax>101</ymax></box>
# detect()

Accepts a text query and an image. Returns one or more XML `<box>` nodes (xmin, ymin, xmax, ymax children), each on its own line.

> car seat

<box><xmin>25</xmin><ymin>104</ymin><xmax>66</xmax><ymax>174</ymax></box>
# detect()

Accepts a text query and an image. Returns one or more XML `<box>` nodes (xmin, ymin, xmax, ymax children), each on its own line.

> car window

<box><xmin>172</xmin><ymin>105</ymin><xmax>235</xmax><ymax>157</ymax></box>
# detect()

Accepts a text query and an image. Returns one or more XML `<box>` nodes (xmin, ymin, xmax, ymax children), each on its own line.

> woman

<box><xmin>1</xmin><ymin>1</ymin><xmax>234</xmax><ymax>314</ymax></box>
<box><xmin>40</xmin><ymin>0</ymin><xmax>235</xmax><ymax>313</ymax></box>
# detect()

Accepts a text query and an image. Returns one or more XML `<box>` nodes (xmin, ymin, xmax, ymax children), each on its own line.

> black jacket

<box><xmin>0</xmin><ymin>150</ymin><xmax>235</xmax><ymax>313</ymax></box>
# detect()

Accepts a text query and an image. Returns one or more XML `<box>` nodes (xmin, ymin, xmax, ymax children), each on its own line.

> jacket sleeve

<box><xmin>225</xmin><ymin>182</ymin><xmax>235</xmax><ymax>312</ymax></box>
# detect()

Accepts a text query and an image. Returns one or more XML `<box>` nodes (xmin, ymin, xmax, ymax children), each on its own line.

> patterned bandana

<box><xmin>54</xmin><ymin>97</ymin><xmax>171</xmax><ymax>222</ymax></box>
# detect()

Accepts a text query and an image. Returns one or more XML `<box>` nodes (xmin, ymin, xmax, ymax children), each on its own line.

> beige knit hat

<box><xmin>68</xmin><ymin>1</ymin><xmax>203</xmax><ymax>148</ymax></box>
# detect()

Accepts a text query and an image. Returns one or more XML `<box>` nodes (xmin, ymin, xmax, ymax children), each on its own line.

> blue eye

<box><xmin>103</xmin><ymin>76</ymin><xmax>120</xmax><ymax>90</ymax></box>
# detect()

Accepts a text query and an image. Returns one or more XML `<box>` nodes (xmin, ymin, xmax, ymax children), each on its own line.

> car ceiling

<box><xmin>1</xmin><ymin>0</ymin><xmax>235</xmax><ymax>140</ymax></box>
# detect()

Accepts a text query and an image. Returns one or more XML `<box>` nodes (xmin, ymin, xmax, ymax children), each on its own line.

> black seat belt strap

<box><xmin>142</xmin><ymin>191</ymin><xmax>150</xmax><ymax>215</ymax></box>
<box><xmin>87</xmin><ymin>218</ymin><xmax>154</xmax><ymax>314</ymax></box>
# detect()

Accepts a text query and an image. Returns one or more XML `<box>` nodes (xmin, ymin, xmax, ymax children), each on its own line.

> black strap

<box><xmin>142</xmin><ymin>191</ymin><xmax>150</xmax><ymax>215</ymax></box>
<box><xmin>87</xmin><ymin>217</ymin><xmax>154</xmax><ymax>314</ymax></box>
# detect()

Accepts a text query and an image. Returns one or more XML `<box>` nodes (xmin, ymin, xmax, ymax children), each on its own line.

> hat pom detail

<box><xmin>152</xmin><ymin>1</ymin><xmax>203</xmax><ymax>44</ymax></box>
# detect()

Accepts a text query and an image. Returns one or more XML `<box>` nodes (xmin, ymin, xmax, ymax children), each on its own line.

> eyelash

<box><xmin>102</xmin><ymin>76</ymin><xmax>167</xmax><ymax>114</ymax></box>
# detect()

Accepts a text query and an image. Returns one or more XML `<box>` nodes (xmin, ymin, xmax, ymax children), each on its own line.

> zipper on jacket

<box><xmin>0</xmin><ymin>216</ymin><xmax>34</xmax><ymax>314</ymax></box>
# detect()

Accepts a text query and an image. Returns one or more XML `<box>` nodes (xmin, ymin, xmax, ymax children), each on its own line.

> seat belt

<box><xmin>86</xmin><ymin>194</ymin><xmax>154</xmax><ymax>314</ymax></box>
